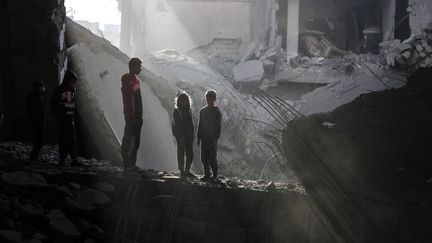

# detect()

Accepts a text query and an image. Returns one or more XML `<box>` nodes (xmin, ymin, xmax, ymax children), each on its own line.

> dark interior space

<box><xmin>395</xmin><ymin>0</ymin><xmax>411</xmax><ymax>40</ymax></box>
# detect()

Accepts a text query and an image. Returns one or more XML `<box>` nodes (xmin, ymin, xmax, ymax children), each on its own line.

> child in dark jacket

<box><xmin>172</xmin><ymin>92</ymin><xmax>195</xmax><ymax>177</ymax></box>
<box><xmin>197</xmin><ymin>90</ymin><xmax>222</xmax><ymax>181</ymax></box>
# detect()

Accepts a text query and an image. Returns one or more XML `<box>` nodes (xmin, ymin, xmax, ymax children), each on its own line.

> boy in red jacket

<box><xmin>121</xmin><ymin>58</ymin><xmax>143</xmax><ymax>171</ymax></box>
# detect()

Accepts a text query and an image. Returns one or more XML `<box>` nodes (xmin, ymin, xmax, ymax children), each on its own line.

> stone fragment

<box><xmin>1</xmin><ymin>171</ymin><xmax>48</xmax><ymax>187</ymax></box>
<box><xmin>69</xmin><ymin>182</ymin><xmax>81</xmax><ymax>190</ymax></box>
<box><xmin>416</xmin><ymin>44</ymin><xmax>424</xmax><ymax>53</ymax></box>
<box><xmin>78</xmin><ymin>219</ymin><xmax>104</xmax><ymax>235</ymax></box>
<box><xmin>46</xmin><ymin>209</ymin><xmax>81</xmax><ymax>238</ymax></box>
<box><xmin>386</xmin><ymin>52</ymin><xmax>397</xmax><ymax>66</ymax></box>
<box><xmin>401</xmin><ymin>50</ymin><xmax>411</xmax><ymax>59</ymax></box>
<box><xmin>233</xmin><ymin>60</ymin><xmax>264</xmax><ymax>82</ymax></box>
<box><xmin>93</xmin><ymin>181</ymin><xmax>115</xmax><ymax>193</ymax></box>
<box><xmin>399</xmin><ymin>43</ymin><xmax>412</xmax><ymax>52</ymax></box>
<box><xmin>66</xmin><ymin>188</ymin><xmax>110</xmax><ymax>211</ymax></box>
<box><xmin>266</xmin><ymin>182</ymin><xmax>276</xmax><ymax>191</ymax></box>
<box><xmin>0</xmin><ymin>230</ymin><xmax>42</xmax><ymax>243</ymax></box>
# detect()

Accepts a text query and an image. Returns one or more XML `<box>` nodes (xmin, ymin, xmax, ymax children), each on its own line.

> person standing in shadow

<box><xmin>26</xmin><ymin>80</ymin><xmax>46</xmax><ymax>161</ymax></box>
<box><xmin>121</xmin><ymin>58</ymin><xmax>143</xmax><ymax>171</ymax></box>
<box><xmin>197</xmin><ymin>90</ymin><xmax>222</xmax><ymax>182</ymax></box>
<box><xmin>172</xmin><ymin>92</ymin><xmax>195</xmax><ymax>178</ymax></box>
<box><xmin>51</xmin><ymin>70</ymin><xmax>79</xmax><ymax>166</ymax></box>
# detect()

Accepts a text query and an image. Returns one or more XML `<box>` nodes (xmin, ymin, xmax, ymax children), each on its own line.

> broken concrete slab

<box><xmin>233</xmin><ymin>60</ymin><xmax>265</xmax><ymax>82</ymax></box>
<box><xmin>92</xmin><ymin>181</ymin><xmax>115</xmax><ymax>193</ymax></box>
<box><xmin>46</xmin><ymin>209</ymin><xmax>81</xmax><ymax>238</ymax></box>
<box><xmin>66</xmin><ymin>188</ymin><xmax>110</xmax><ymax>211</ymax></box>
<box><xmin>297</xmin><ymin>63</ymin><xmax>406</xmax><ymax>116</ymax></box>
<box><xmin>1</xmin><ymin>171</ymin><xmax>49</xmax><ymax>187</ymax></box>
<box><xmin>0</xmin><ymin>230</ymin><xmax>42</xmax><ymax>243</ymax></box>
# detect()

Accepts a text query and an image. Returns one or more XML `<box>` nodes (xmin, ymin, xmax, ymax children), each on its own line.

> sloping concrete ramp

<box><xmin>66</xmin><ymin>20</ymin><xmax>177</xmax><ymax>171</ymax></box>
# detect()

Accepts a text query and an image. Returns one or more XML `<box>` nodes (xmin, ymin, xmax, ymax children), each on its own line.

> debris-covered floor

<box><xmin>0</xmin><ymin>142</ymin><xmax>313</xmax><ymax>243</ymax></box>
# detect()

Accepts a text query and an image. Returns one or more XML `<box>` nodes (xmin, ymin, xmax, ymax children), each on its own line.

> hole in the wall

<box><xmin>395</xmin><ymin>0</ymin><xmax>411</xmax><ymax>41</ymax></box>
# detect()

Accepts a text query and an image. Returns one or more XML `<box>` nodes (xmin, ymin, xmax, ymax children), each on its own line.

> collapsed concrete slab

<box><xmin>66</xmin><ymin>20</ymin><xmax>177</xmax><ymax>171</ymax></box>
<box><xmin>233</xmin><ymin>60</ymin><xmax>265</xmax><ymax>82</ymax></box>
<box><xmin>294</xmin><ymin>58</ymin><xmax>407</xmax><ymax>116</ymax></box>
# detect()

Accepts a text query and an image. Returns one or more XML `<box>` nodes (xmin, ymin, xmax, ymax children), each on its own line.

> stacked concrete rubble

<box><xmin>384</xmin><ymin>24</ymin><xmax>432</xmax><ymax>69</ymax></box>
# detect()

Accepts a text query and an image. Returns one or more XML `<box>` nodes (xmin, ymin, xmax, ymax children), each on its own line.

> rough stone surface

<box><xmin>233</xmin><ymin>60</ymin><xmax>265</xmax><ymax>82</ymax></box>
<box><xmin>46</xmin><ymin>209</ymin><xmax>81</xmax><ymax>238</ymax></box>
<box><xmin>1</xmin><ymin>172</ymin><xmax>48</xmax><ymax>187</ymax></box>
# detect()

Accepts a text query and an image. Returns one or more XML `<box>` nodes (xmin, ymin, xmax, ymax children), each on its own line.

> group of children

<box><xmin>26</xmin><ymin>71</ymin><xmax>79</xmax><ymax>165</ymax></box>
<box><xmin>172</xmin><ymin>90</ymin><xmax>222</xmax><ymax>182</ymax></box>
<box><xmin>25</xmin><ymin>57</ymin><xmax>223</xmax><ymax>181</ymax></box>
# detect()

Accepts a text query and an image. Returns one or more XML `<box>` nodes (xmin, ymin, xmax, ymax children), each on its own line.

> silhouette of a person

<box><xmin>121</xmin><ymin>58</ymin><xmax>143</xmax><ymax>171</ymax></box>
<box><xmin>197</xmin><ymin>90</ymin><xmax>222</xmax><ymax>182</ymax></box>
<box><xmin>172</xmin><ymin>92</ymin><xmax>195</xmax><ymax>178</ymax></box>
<box><xmin>51</xmin><ymin>70</ymin><xmax>79</xmax><ymax>166</ymax></box>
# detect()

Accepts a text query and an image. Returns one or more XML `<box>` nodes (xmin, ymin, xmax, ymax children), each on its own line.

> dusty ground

<box><xmin>0</xmin><ymin>142</ymin><xmax>310</xmax><ymax>243</ymax></box>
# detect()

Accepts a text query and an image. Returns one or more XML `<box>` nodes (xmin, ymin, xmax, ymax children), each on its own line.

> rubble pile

<box><xmin>0</xmin><ymin>141</ymin><xmax>305</xmax><ymax>242</ymax></box>
<box><xmin>233</xmin><ymin>43</ymin><xmax>285</xmax><ymax>83</ymax></box>
<box><xmin>299</xmin><ymin>30</ymin><xmax>346</xmax><ymax>58</ymax></box>
<box><xmin>282</xmin><ymin>68</ymin><xmax>432</xmax><ymax>243</ymax></box>
<box><xmin>384</xmin><ymin>24</ymin><xmax>432</xmax><ymax>70</ymax></box>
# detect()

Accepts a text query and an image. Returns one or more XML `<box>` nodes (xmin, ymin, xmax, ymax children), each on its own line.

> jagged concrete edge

<box><xmin>67</xmin><ymin>45</ymin><xmax>122</xmax><ymax>164</ymax></box>
<box><xmin>66</xmin><ymin>18</ymin><xmax>177</xmax><ymax>119</ymax></box>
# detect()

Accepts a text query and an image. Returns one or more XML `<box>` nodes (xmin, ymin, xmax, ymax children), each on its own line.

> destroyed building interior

<box><xmin>0</xmin><ymin>0</ymin><xmax>432</xmax><ymax>242</ymax></box>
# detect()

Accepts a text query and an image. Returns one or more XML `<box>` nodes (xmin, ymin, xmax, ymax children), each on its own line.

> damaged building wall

<box><xmin>0</xmin><ymin>0</ymin><xmax>67</xmax><ymax>141</ymax></box>
<box><xmin>119</xmin><ymin>0</ymin><xmax>255</xmax><ymax>56</ymax></box>
<box><xmin>409</xmin><ymin>0</ymin><xmax>432</xmax><ymax>34</ymax></box>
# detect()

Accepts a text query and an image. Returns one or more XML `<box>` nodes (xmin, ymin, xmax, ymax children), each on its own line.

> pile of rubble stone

<box><xmin>232</xmin><ymin>40</ymin><xmax>285</xmax><ymax>83</ymax></box>
<box><xmin>383</xmin><ymin>24</ymin><xmax>432</xmax><ymax>70</ymax></box>
<box><xmin>0</xmin><ymin>141</ymin><xmax>305</xmax><ymax>242</ymax></box>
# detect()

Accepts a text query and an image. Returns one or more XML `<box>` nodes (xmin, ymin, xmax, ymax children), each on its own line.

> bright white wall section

<box><xmin>286</xmin><ymin>0</ymin><xmax>300</xmax><ymax>57</ymax></box>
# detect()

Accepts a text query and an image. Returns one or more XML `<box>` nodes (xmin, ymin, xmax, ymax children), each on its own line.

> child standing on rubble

<box><xmin>172</xmin><ymin>92</ymin><xmax>195</xmax><ymax>178</ymax></box>
<box><xmin>197</xmin><ymin>90</ymin><xmax>222</xmax><ymax>182</ymax></box>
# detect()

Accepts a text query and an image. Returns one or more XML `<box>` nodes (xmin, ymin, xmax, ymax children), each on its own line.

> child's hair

<box><xmin>205</xmin><ymin>90</ymin><xmax>217</xmax><ymax>100</ymax></box>
<box><xmin>175</xmin><ymin>91</ymin><xmax>192</xmax><ymax>109</ymax></box>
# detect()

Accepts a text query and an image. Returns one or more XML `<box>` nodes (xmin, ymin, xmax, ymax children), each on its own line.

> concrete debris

<box><xmin>1</xmin><ymin>171</ymin><xmax>49</xmax><ymax>187</ymax></box>
<box><xmin>46</xmin><ymin>209</ymin><xmax>81</xmax><ymax>238</ymax></box>
<box><xmin>69</xmin><ymin>182</ymin><xmax>81</xmax><ymax>190</ymax></box>
<box><xmin>0</xmin><ymin>230</ymin><xmax>41</xmax><ymax>243</ymax></box>
<box><xmin>92</xmin><ymin>181</ymin><xmax>115</xmax><ymax>193</ymax></box>
<box><xmin>233</xmin><ymin>60</ymin><xmax>265</xmax><ymax>82</ymax></box>
<box><xmin>300</xmin><ymin>30</ymin><xmax>346</xmax><ymax>58</ymax></box>
<box><xmin>322</xmin><ymin>122</ymin><xmax>336</xmax><ymax>129</ymax></box>
<box><xmin>66</xmin><ymin>188</ymin><xmax>110</xmax><ymax>211</ymax></box>
<box><xmin>266</xmin><ymin>182</ymin><xmax>276</xmax><ymax>192</ymax></box>
<box><xmin>78</xmin><ymin>219</ymin><xmax>104</xmax><ymax>235</ymax></box>
<box><xmin>295</xmin><ymin>55</ymin><xmax>406</xmax><ymax>116</ymax></box>
<box><xmin>384</xmin><ymin>26</ymin><xmax>432</xmax><ymax>69</ymax></box>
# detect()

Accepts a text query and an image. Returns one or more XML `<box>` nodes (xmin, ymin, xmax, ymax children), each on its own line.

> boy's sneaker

<box><xmin>184</xmin><ymin>171</ymin><xmax>196</xmax><ymax>178</ymax></box>
<box><xmin>200</xmin><ymin>175</ymin><xmax>211</xmax><ymax>182</ymax></box>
